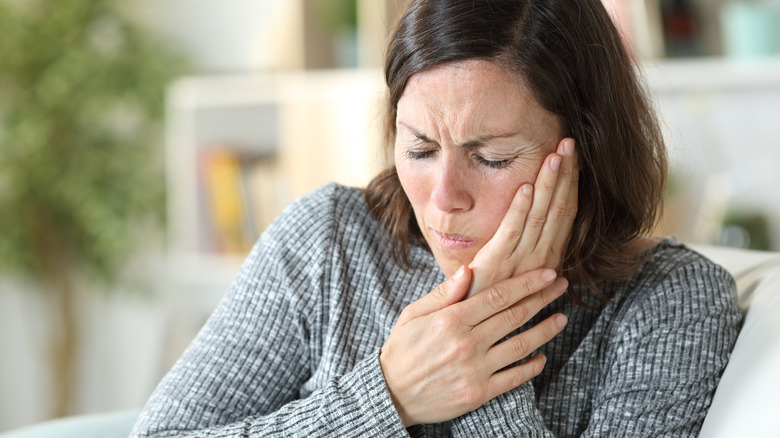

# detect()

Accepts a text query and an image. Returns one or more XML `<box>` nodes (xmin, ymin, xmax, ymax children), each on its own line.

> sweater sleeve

<box><xmin>130</xmin><ymin>186</ymin><xmax>409</xmax><ymax>438</ymax></box>
<box><xmin>450</xmin><ymin>382</ymin><xmax>555</xmax><ymax>437</ymax></box>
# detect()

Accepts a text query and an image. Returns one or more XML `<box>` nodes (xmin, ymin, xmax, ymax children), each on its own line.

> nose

<box><xmin>430</xmin><ymin>154</ymin><xmax>473</xmax><ymax>213</ymax></box>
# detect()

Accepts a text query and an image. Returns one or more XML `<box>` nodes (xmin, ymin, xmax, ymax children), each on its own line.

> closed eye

<box><xmin>474</xmin><ymin>155</ymin><xmax>512</xmax><ymax>169</ymax></box>
<box><xmin>404</xmin><ymin>149</ymin><xmax>436</xmax><ymax>160</ymax></box>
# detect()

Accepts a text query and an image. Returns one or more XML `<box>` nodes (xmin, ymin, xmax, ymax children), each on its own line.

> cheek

<box><xmin>473</xmin><ymin>159</ymin><xmax>545</xmax><ymax>233</ymax></box>
<box><xmin>515</xmin><ymin>155</ymin><xmax>547</xmax><ymax>184</ymax></box>
<box><xmin>474</xmin><ymin>183</ymin><xmax>516</xmax><ymax>236</ymax></box>
<box><xmin>395</xmin><ymin>158</ymin><xmax>428</xmax><ymax>215</ymax></box>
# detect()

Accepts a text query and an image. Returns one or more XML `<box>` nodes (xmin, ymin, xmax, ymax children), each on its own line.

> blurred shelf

<box><xmin>642</xmin><ymin>56</ymin><xmax>780</xmax><ymax>92</ymax></box>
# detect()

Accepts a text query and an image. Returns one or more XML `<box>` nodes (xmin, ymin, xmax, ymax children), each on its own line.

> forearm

<box><xmin>132</xmin><ymin>352</ymin><xmax>410</xmax><ymax>438</ymax></box>
<box><xmin>451</xmin><ymin>381</ymin><xmax>555</xmax><ymax>438</ymax></box>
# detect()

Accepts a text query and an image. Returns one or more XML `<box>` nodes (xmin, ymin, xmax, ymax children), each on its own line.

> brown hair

<box><xmin>364</xmin><ymin>0</ymin><xmax>667</xmax><ymax>299</ymax></box>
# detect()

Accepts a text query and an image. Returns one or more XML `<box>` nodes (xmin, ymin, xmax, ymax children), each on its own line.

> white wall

<box><xmin>133</xmin><ymin>0</ymin><xmax>288</xmax><ymax>72</ymax></box>
<box><xmin>0</xmin><ymin>277</ymin><xmax>168</xmax><ymax>432</ymax></box>
<box><xmin>644</xmin><ymin>57</ymin><xmax>780</xmax><ymax>250</ymax></box>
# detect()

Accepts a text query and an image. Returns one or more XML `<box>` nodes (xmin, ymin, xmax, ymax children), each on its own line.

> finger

<box><xmin>460</xmin><ymin>268</ymin><xmax>557</xmax><ymax>327</ymax></box>
<box><xmin>465</xmin><ymin>184</ymin><xmax>533</xmax><ymax>297</ymax></box>
<box><xmin>488</xmin><ymin>183</ymin><xmax>534</xmax><ymax>259</ymax></box>
<box><xmin>485</xmin><ymin>313</ymin><xmax>567</xmax><ymax>373</ymax></box>
<box><xmin>550</xmin><ymin>171</ymin><xmax>578</xmax><ymax>259</ymax></box>
<box><xmin>536</xmin><ymin>138</ymin><xmax>579</xmax><ymax>255</ymax></box>
<box><xmin>475</xmin><ymin>277</ymin><xmax>568</xmax><ymax>345</ymax></box>
<box><xmin>550</xmin><ymin>140</ymin><xmax>580</xmax><ymax>255</ymax></box>
<box><xmin>517</xmin><ymin>153</ymin><xmax>561</xmax><ymax>253</ymax></box>
<box><xmin>399</xmin><ymin>265</ymin><xmax>472</xmax><ymax>323</ymax></box>
<box><xmin>486</xmin><ymin>353</ymin><xmax>547</xmax><ymax>400</ymax></box>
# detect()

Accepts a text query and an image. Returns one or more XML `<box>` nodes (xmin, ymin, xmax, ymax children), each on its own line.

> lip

<box><xmin>432</xmin><ymin>230</ymin><xmax>476</xmax><ymax>250</ymax></box>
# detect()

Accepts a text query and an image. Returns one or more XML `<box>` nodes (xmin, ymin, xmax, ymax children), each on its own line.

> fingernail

<box><xmin>452</xmin><ymin>265</ymin><xmax>465</xmax><ymax>282</ymax></box>
<box><xmin>522</xmin><ymin>184</ymin><xmax>533</xmax><ymax>196</ymax></box>
<box><xmin>541</xmin><ymin>269</ymin><xmax>556</xmax><ymax>282</ymax></box>
<box><xmin>564</xmin><ymin>139</ymin><xmax>575</xmax><ymax>156</ymax></box>
<box><xmin>556</xmin><ymin>314</ymin><xmax>568</xmax><ymax>329</ymax></box>
<box><xmin>550</xmin><ymin>155</ymin><xmax>561</xmax><ymax>171</ymax></box>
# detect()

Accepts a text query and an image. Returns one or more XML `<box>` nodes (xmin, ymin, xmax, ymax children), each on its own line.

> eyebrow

<box><xmin>397</xmin><ymin>121</ymin><xmax>521</xmax><ymax>149</ymax></box>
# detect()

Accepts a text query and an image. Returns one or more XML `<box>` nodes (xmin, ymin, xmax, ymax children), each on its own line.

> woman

<box><xmin>132</xmin><ymin>0</ymin><xmax>741</xmax><ymax>436</ymax></box>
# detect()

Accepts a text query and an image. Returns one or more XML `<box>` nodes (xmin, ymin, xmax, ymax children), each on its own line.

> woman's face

<box><xmin>395</xmin><ymin>60</ymin><xmax>563</xmax><ymax>277</ymax></box>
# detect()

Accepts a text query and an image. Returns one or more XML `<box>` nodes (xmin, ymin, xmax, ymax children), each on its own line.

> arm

<box><xmin>131</xmin><ymin>189</ymin><xmax>409</xmax><ymax>438</ymax></box>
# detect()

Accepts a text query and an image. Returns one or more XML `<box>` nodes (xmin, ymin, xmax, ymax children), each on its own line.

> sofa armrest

<box><xmin>693</xmin><ymin>245</ymin><xmax>780</xmax><ymax>437</ymax></box>
<box><xmin>0</xmin><ymin>410</ymin><xmax>138</xmax><ymax>438</ymax></box>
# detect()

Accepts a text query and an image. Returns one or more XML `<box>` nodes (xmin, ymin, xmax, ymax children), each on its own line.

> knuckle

<box><xmin>532</xmin><ymin>357</ymin><xmax>546</xmax><ymax>376</ymax></box>
<box><xmin>509</xmin><ymin>281</ymin><xmax>531</xmax><ymax>302</ymax></box>
<box><xmin>503</xmin><ymin>226</ymin><xmax>522</xmax><ymax>243</ymax></box>
<box><xmin>441</xmin><ymin>334</ymin><xmax>476</xmax><ymax>362</ymax></box>
<box><xmin>566</xmin><ymin>203</ymin><xmax>578</xmax><ymax>219</ymax></box>
<box><xmin>549</xmin><ymin>201</ymin><xmax>568</xmax><ymax>222</ymax></box>
<box><xmin>511</xmin><ymin>362</ymin><xmax>540</xmax><ymax>388</ymax></box>
<box><xmin>512</xmin><ymin>336</ymin><xmax>531</xmax><ymax>359</ymax></box>
<box><xmin>571</xmin><ymin>165</ymin><xmax>581</xmax><ymax>182</ymax></box>
<box><xmin>431</xmin><ymin>313</ymin><xmax>459</xmax><ymax>334</ymax></box>
<box><xmin>525</xmin><ymin>254</ymin><xmax>546</xmax><ymax>270</ymax></box>
<box><xmin>458</xmin><ymin>385</ymin><xmax>487</xmax><ymax>409</ymax></box>
<box><xmin>453</xmin><ymin>339</ymin><xmax>477</xmax><ymax>359</ymax></box>
<box><xmin>526</xmin><ymin>211</ymin><xmax>546</xmax><ymax>228</ymax></box>
<box><xmin>430</xmin><ymin>282</ymin><xmax>449</xmax><ymax>301</ymax></box>
<box><xmin>505</xmin><ymin>304</ymin><xmax>529</xmax><ymax>327</ymax></box>
<box><xmin>486</xmin><ymin>284</ymin><xmax>511</xmax><ymax>309</ymax></box>
<box><xmin>398</xmin><ymin>306</ymin><xmax>415</xmax><ymax>322</ymax></box>
<box><xmin>511</xmin><ymin>370</ymin><xmax>528</xmax><ymax>388</ymax></box>
<box><xmin>541</xmin><ymin>319</ymin><xmax>560</xmax><ymax>340</ymax></box>
<box><xmin>540</xmin><ymin>286</ymin><xmax>558</xmax><ymax>305</ymax></box>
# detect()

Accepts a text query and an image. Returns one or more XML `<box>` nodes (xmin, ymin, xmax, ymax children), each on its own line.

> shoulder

<box><xmin>249</xmin><ymin>182</ymin><xmax>399</xmax><ymax>280</ymax></box>
<box><xmin>633</xmin><ymin>238</ymin><xmax>736</xmax><ymax>303</ymax></box>
<box><xmin>232</xmin><ymin>183</ymin><xmax>382</xmax><ymax>309</ymax></box>
<box><xmin>259</xmin><ymin>183</ymin><xmax>376</xmax><ymax>249</ymax></box>
<box><xmin>607</xmin><ymin>238</ymin><xmax>741</xmax><ymax>337</ymax></box>
<box><xmin>268</xmin><ymin>183</ymin><xmax>366</xmax><ymax>231</ymax></box>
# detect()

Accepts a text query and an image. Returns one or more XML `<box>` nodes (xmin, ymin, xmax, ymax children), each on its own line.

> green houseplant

<box><xmin>0</xmin><ymin>0</ymin><xmax>184</xmax><ymax>417</ymax></box>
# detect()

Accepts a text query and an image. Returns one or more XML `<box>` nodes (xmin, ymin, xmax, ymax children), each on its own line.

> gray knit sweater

<box><xmin>131</xmin><ymin>183</ymin><xmax>742</xmax><ymax>437</ymax></box>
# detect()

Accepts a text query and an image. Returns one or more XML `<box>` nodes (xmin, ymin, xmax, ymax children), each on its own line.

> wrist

<box><xmin>379</xmin><ymin>348</ymin><xmax>414</xmax><ymax>427</ymax></box>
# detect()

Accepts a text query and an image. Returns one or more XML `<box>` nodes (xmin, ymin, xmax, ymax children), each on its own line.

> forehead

<box><xmin>397</xmin><ymin>60</ymin><xmax>560</xmax><ymax>140</ymax></box>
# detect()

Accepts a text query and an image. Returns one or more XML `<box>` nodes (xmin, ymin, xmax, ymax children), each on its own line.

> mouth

<box><xmin>432</xmin><ymin>230</ymin><xmax>476</xmax><ymax>250</ymax></box>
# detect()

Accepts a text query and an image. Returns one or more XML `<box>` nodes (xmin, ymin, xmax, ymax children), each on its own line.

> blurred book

<box><xmin>198</xmin><ymin>148</ymin><xmax>286</xmax><ymax>255</ymax></box>
<box><xmin>199</xmin><ymin>148</ymin><xmax>251</xmax><ymax>254</ymax></box>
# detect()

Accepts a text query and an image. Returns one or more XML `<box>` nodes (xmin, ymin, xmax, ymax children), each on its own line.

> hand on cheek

<box><xmin>466</xmin><ymin>138</ymin><xmax>579</xmax><ymax>297</ymax></box>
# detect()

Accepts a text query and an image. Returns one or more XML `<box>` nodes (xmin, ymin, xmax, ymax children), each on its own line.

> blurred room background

<box><xmin>1</xmin><ymin>0</ymin><xmax>779</xmax><ymax>432</ymax></box>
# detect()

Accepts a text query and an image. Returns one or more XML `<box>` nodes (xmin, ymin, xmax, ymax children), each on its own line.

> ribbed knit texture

<box><xmin>131</xmin><ymin>183</ymin><xmax>742</xmax><ymax>437</ymax></box>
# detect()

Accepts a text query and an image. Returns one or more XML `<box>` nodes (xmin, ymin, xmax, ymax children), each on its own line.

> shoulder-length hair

<box><xmin>364</xmin><ymin>0</ymin><xmax>667</xmax><ymax>299</ymax></box>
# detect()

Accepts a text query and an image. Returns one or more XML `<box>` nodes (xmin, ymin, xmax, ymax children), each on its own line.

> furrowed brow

<box><xmin>397</xmin><ymin>121</ymin><xmax>433</xmax><ymax>143</ymax></box>
<box><xmin>460</xmin><ymin>132</ymin><xmax>521</xmax><ymax>149</ymax></box>
<box><xmin>397</xmin><ymin>121</ymin><xmax>521</xmax><ymax>148</ymax></box>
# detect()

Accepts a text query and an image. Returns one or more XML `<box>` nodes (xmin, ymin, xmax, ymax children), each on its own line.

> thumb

<box><xmin>401</xmin><ymin>265</ymin><xmax>472</xmax><ymax>321</ymax></box>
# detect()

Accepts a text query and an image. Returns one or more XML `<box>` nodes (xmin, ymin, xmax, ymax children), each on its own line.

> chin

<box><xmin>433</xmin><ymin>251</ymin><xmax>474</xmax><ymax>278</ymax></box>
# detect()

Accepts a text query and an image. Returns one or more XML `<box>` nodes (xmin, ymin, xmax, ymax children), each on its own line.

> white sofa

<box><xmin>2</xmin><ymin>244</ymin><xmax>778</xmax><ymax>437</ymax></box>
<box><xmin>695</xmin><ymin>245</ymin><xmax>780</xmax><ymax>437</ymax></box>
